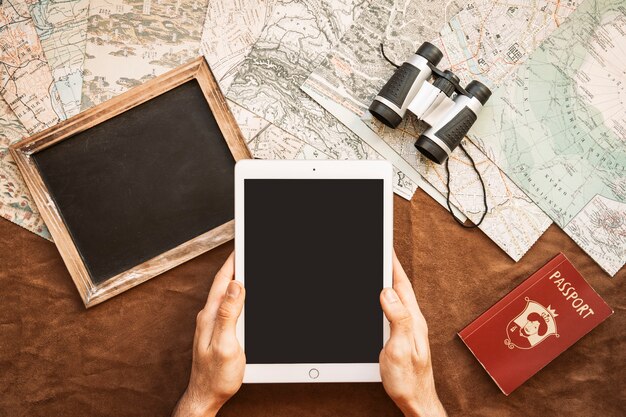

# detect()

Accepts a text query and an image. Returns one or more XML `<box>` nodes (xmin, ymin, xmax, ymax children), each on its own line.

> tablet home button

<box><xmin>309</xmin><ymin>368</ymin><xmax>319</xmax><ymax>379</ymax></box>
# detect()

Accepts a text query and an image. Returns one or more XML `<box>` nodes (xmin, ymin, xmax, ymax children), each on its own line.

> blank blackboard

<box><xmin>11</xmin><ymin>58</ymin><xmax>251</xmax><ymax>307</ymax></box>
<box><xmin>34</xmin><ymin>79</ymin><xmax>234</xmax><ymax>284</ymax></box>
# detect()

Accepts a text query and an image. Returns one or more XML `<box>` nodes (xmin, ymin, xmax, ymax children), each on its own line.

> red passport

<box><xmin>459</xmin><ymin>253</ymin><xmax>613</xmax><ymax>395</ymax></box>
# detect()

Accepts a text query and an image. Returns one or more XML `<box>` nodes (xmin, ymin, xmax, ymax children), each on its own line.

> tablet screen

<box><xmin>244</xmin><ymin>179</ymin><xmax>384</xmax><ymax>364</ymax></box>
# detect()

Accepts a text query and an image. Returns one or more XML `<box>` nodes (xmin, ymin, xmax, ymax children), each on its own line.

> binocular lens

<box><xmin>369</xmin><ymin>100</ymin><xmax>404</xmax><ymax>128</ymax></box>
<box><xmin>415</xmin><ymin>135</ymin><xmax>450</xmax><ymax>164</ymax></box>
<box><xmin>416</xmin><ymin>105</ymin><xmax>480</xmax><ymax>164</ymax></box>
<box><xmin>416</xmin><ymin>42</ymin><xmax>444</xmax><ymax>66</ymax></box>
<box><xmin>466</xmin><ymin>80</ymin><xmax>492</xmax><ymax>105</ymax></box>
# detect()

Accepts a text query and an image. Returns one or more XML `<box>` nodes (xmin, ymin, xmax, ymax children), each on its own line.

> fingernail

<box><xmin>384</xmin><ymin>288</ymin><xmax>398</xmax><ymax>303</ymax></box>
<box><xmin>226</xmin><ymin>281</ymin><xmax>241</xmax><ymax>298</ymax></box>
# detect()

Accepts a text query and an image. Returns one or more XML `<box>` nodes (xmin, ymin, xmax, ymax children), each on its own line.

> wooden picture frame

<box><xmin>10</xmin><ymin>57</ymin><xmax>251</xmax><ymax>308</ymax></box>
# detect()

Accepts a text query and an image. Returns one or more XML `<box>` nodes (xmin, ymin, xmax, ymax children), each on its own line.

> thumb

<box><xmin>212</xmin><ymin>281</ymin><xmax>245</xmax><ymax>347</ymax></box>
<box><xmin>380</xmin><ymin>288</ymin><xmax>413</xmax><ymax>338</ymax></box>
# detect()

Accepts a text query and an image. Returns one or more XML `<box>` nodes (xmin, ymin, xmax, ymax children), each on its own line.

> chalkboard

<box><xmin>11</xmin><ymin>58</ymin><xmax>251</xmax><ymax>307</ymax></box>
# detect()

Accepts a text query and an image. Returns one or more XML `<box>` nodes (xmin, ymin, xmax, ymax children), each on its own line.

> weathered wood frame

<box><xmin>10</xmin><ymin>57</ymin><xmax>251</xmax><ymax>308</ymax></box>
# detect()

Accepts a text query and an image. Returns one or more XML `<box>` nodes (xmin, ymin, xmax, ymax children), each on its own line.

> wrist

<box><xmin>399</xmin><ymin>395</ymin><xmax>446</xmax><ymax>417</ymax></box>
<box><xmin>173</xmin><ymin>390</ymin><xmax>222</xmax><ymax>417</ymax></box>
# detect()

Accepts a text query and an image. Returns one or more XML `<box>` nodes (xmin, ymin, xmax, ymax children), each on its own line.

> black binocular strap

<box><xmin>380</xmin><ymin>44</ymin><xmax>400</xmax><ymax>68</ymax></box>
<box><xmin>445</xmin><ymin>143</ymin><xmax>488</xmax><ymax>228</ymax></box>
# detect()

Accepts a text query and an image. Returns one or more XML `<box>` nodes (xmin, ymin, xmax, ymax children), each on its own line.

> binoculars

<box><xmin>369</xmin><ymin>42</ymin><xmax>492</xmax><ymax>164</ymax></box>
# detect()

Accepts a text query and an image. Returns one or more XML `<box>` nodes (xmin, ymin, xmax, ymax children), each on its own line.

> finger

<box><xmin>195</xmin><ymin>253</ymin><xmax>236</xmax><ymax>350</ymax></box>
<box><xmin>391</xmin><ymin>251</ymin><xmax>420</xmax><ymax>310</ymax></box>
<box><xmin>205</xmin><ymin>252</ymin><xmax>236</xmax><ymax>310</ymax></box>
<box><xmin>380</xmin><ymin>288</ymin><xmax>413</xmax><ymax>339</ymax></box>
<box><xmin>211</xmin><ymin>281</ymin><xmax>245</xmax><ymax>353</ymax></box>
<box><xmin>391</xmin><ymin>252</ymin><xmax>430</xmax><ymax>355</ymax></box>
<box><xmin>392</xmin><ymin>251</ymin><xmax>427</xmax><ymax>329</ymax></box>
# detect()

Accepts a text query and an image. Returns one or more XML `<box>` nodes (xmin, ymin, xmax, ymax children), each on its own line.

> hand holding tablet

<box><xmin>174</xmin><ymin>250</ymin><xmax>446</xmax><ymax>417</ymax></box>
<box><xmin>173</xmin><ymin>161</ymin><xmax>446</xmax><ymax>417</ymax></box>
<box><xmin>379</xmin><ymin>254</ymin><xmax>447</xmax><ymax>417</ymax></box>
<box><xmin>172</xmin><ymin>253</ymin><xmax>246</xmax><ymax>417</ymax></box>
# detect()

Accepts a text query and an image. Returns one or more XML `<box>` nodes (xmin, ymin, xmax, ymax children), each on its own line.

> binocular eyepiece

<box><xmin>369</xmin><ymin>42</ymin><xmax>491</xmax><ymax>164</ymax></box>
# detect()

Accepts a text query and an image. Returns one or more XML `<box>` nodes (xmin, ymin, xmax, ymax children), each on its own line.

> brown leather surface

<box><xmin>1</xmin><ymin>190</ymin><xmax>624</xmax><ymax>416</ymax></box>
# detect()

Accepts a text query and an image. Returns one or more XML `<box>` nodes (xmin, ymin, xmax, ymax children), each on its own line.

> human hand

<box><xmin>173</xmin><ymin>253</ymin><xmax>245</xmax><ymax>417</ymax></box>
<box><xmin>379</xmin><ymin>252</ymin><xmax>447</xmax><ymax>417</ymax></box>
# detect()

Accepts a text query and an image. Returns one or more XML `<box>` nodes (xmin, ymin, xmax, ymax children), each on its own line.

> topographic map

<box><xmin>0</xmin><ymin>0</ymin><xmax>65</xmax><ymax>132</ymax></box>
<box><xmin>470</xmin><ymin>0</ymin><xmax>626</xmax><ymax>275</ymax></box>
<box><xmin>201</xmin><ymin>0</ymin><xmax>275</xmax><ymax>91</ymax></box>
<box><xmin>28</xmin><ymin>0</ymin><xmax>89</xmax><ymax>117</ymax></box>
<box><xmin>433</xmin><ymin>0</ymin><xmax>579</xmax><ymax>88</ymax></box>
<box><xmin>248</xmin><ymin>123</ymin><xmax>333</xmax><ymax>160</ymax></box>
<box><xmin>200</xmin><ymin>0</ymin><xmax>273</xmax><ymax>149</ymax></box>
<box><xmin>199</xmin><ymin>0</ymin><xmax>332</xmax><ymax>173</ymax></box>
<box><xmin>0</xmin><ymin>0</ymin><xmax>70</xmax><ymax>239</ymax></box>
<box><xmin>0</xmin><ymin>99</ymin><xmax>50</xmax><ymax>239</ymax></box>
<box><xmin>225</xmin><ymin>0</ymin><xmax>418</xmax><ymax>199</ymax></box>
<box><xmin>82</xmin><ymin>0</ymin><xmax>209</xmax><ymax>109</ymax></box>
<box><xmin>301</xmin><ymin>0</ymin><xmax>556</xmax><ymax>260</ymax></box>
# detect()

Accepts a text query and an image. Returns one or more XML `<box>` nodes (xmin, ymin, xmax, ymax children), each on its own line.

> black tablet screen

<box><xmin>244</xmin><ymin>179</ymin><xmax>384</xmax><ymax>364</ymax></box>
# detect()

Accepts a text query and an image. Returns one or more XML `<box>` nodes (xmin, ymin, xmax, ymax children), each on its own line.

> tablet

<box><xmin>234</xmin><ymin>160</ymin><xmax>392</xmax><ymax>383</ymax></box>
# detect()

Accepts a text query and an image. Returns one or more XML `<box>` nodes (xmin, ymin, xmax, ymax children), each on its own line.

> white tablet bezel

<box><xmin>234</xmin><ymin>160</ymin><xmax>393</xmax><ymax>383</ymax></box>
